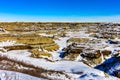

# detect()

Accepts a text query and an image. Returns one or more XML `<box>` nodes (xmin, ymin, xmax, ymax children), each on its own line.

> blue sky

<box><xmin>0</xmin><ymin>0</ymin><xmax>120</xmax><ymax>22</ymax></box>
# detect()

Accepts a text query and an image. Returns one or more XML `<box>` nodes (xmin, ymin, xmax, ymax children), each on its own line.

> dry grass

<box><xmin>0</xmin><ymin>36</ymin><xmax>54</xmax><ymax>45</ymax></box>
<box><xmin>67</xmin><ymin>38</ymin><xmax>89</xmax><ymax>43</ymax></box>
<box><xmin>4</xmin><ymin>45</ymin><xmax>33</xmax><ymax>51</ymax></box>
<box><xmin>87</xmin><ymin>29</ymin><xmax>97</xmax><ymax>34</ymax></box>
<box><xmin>43</xmin><ymin>43</ymin><xmax>59</xmax><ymax>51</ymax></box>
<box><xmin>46</xmin><ymin>30</ymin><xmax>57</xmax><ymax>35</ymax></box>
<box><xmin>64</xmin><ymin>53</ymin><xmax>80</xmax><ymax>61</ymax></box>
<box><xmin>0</xmin><ymin>33</ymin><xmax>59</xmax><ymax>52</ymax></box>
<box><xmin>29</xmin><ymin>49</ymin><xmax>52</xmax><ymax>58</ymax></box>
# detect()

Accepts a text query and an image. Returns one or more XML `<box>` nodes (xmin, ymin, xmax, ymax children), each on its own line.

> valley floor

<box><xmin>0</xmin><ymin>23</ymin><xmax>120</xmax><ymax>80</ymax></box>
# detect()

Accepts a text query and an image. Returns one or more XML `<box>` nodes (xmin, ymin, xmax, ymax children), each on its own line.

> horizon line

<box><xmin>0</xmin><ymin>14</ymin><xmax>120</xmax><ymax>23</ymax></box>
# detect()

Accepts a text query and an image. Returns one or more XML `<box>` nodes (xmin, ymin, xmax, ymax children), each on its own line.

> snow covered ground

<box><xmin>66</xmin><ymin>31</ymin><xmax>89</xmax><ymax>38</ymax></box>
<box><xmin>0</xmin><ymin>41</ymin><xmax>16</xmax><ymax>47</ymax></box>
<box><xmin>49</xmin><ymin>37</ymin><xmax>70</xmax><ymax>60</ymax></box>
<box><xmin>0</xmin><ymin>49</ymin><xmax>118</xmax><ymax>80</ymax></box>
<box><xmin>0</xmin><ymin>28</ymin><xmax>120</xmax><ymax>79</ymax></box>
<box><xmin>39</xmin><ymin>33</ymin><xmax>54</xmax><ymax>37</ymax></box>
<box><xmin>0</xmin><ymin>70</ymin><xmax>44</xmax><ymax>80</ymax></box>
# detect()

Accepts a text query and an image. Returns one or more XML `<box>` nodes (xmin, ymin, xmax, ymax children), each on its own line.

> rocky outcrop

<box><xmin>81</xmin><ymin>49</ymin><xmax>102</xmax><ymax>65</ymax></box>
<box><xmin>61</xmin><ymin>43</ymin><xmax>114</xmax><ymax>66</ymax></box>
<box><xmin>0</xmin><ymin>27</ymin><xmax>6</xmax><ymax>32</ymax></box>
<box><xmin>101</xmin><ymin>50</ymin><xmax>111</xmax><ymax>56</ymax></box>
<box><xmin>61</xmin><ymin>43</ymin><xmax>85</xmax><ymax>60</ymax></box>
<box><xmin>81</xmin><ymin>49</ymin><xmax>101</xmax><ymax>58</ymax></box>
<box><xmin>62</xmin><ymin>47</ymin><xmax>83</xmax><ymax>60</ymax></box>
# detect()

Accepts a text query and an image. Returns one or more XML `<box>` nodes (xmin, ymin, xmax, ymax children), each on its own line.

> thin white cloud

<box><xmin>0</xmin><ymin>13</ymin><xmax>120</xmax><ymax>22</ymax></box>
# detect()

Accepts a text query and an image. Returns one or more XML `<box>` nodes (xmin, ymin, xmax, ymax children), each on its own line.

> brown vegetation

<box><xmin>4</xmin><ymin>45</ymin><xmax>33</xmax><ymax>51</ymax></box>
<box><xmin>67</xmin><ymin>38</ymin><xmax>89</xmax><ymax>43</ymax></box>
<box><xmin>29</xmin><ymin>49</ymin><xmax>52</xmax><ymax>58</ymax></box>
